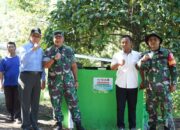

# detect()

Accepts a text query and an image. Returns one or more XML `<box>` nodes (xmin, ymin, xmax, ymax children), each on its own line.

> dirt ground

<box><xmin>0</xmin><ymin>101</ymin><xmax>70</xmax><ymax>130</ymax></box>
<box><xmin>1</xmin><ymin>92</ymin><xmax>180</xmax><ymax>130</ymax></box>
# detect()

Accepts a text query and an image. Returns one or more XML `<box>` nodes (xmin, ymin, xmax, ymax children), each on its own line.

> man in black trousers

<box><xmin>0</xmin><ymin>42</ymin><xmax>21</xmax><ymax>122</ymax></box>
<box><xmin>111</xmin><ymin>35</ymin><xmax>140</xmax><ymax>130</ymax></box>
<box><xmin>18</xmin><ymin>28</ymin><xmax>46</xmax><ymax>130</ymax></box>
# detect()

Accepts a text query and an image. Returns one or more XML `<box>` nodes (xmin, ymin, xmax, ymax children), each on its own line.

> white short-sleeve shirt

<box><xmin>111</xmin><ymin>50</ymin><xmax>141</xmax><ymax>89</ymax></box>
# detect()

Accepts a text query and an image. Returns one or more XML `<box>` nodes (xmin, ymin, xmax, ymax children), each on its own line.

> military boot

<box><xmin>164</xmin><ymin>126</ymin><xmax>170</xmax><ymax>130</ymax></box>
<box><xmin>149</xmin><ymin>125</ymin><xmax>156</xmax><ymax>130</ymax></box>
<box><xmin>54</xmin><ymin>122</ymin><xmax>62</xmax><ymax>130</ymax></box>
<box><xmin>75</xmin><ymin>121</ymin><xmax>85</xmax><ymax>130</ymax></box>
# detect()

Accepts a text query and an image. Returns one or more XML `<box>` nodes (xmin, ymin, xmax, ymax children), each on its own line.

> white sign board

<box><xmin>93</xmin><ymin>77</ymin><xmax>113</xmax><ymax>91</ymax></box>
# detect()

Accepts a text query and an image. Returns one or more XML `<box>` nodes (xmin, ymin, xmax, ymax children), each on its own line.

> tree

<box><xmin>0</xmin><ymin>0</ymin><xmax>50</xmax><ymax>46</ymax></box>
<box><xmin>45</xmin><ymin>1</ymin><xmax>180</xmax><ymax>117</ymax></box>
<box><xmin>44</xmin><ymin>0</ymin><xmax>180</xmax><ymax>60</ymax></box>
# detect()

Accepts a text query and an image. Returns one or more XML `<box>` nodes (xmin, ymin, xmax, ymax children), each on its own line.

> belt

<box><xmin>21</xmin><ymin>71</ymin><xmax>42</xmax><ymax>75</ymax></box>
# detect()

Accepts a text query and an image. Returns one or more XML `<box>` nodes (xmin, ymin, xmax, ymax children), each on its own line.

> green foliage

<box><xmin>0</xmin><ymin>0</ymin><xmax>49</xmax><ymax>47</ymax></box>
<box><xmin>44</xmin><ymin>0</ymin><xmax>180</xmax><ymax>116</ymax></box>
<box><xmin>173</xmin><ymin>89</ymin><xmax>180</xmax><ymax>117</ymax></box>
<box><xmin>44</xmin><ymin>0</ymin><xmax>180</xmax><ymax>60</ymax></box>
<box><xmin>8</xmin><ymin>0</ymin><xmax>50</xmax><ymax>13</ymax></box>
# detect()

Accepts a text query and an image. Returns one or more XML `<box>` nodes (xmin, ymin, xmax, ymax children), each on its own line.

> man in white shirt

<box><xmin>111</xmin><ymin>35</ymin><xmax>140</xmax><ymax>130</ymax></box>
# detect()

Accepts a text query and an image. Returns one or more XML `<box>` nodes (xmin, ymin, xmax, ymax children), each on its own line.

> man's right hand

<box><xmin>141</xmin><ymin>54</ymin><xmax>151</xmax><ymax>62</ymax></box>
<box><xmin>119</xmin><ymin>59</ymin><xmax>125</xmax><ymax>66</ymax></box>
<box><xmin>32</xmin><ymin>43</ymin><xmax>40</xmax><ymax>51</ymax></box>
<box><xmin>54</xmin><ymin>53</ymin><xmax>61</xmax><ymax>60</ymax></box>
<box><xmin>111</xmin><ymin>59</ymin><xmax>125</xmax><ymax>70</ymax></box>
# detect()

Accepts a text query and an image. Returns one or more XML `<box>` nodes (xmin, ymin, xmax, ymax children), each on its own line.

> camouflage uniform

<box><xmin>43</xmin><ymin>45</ymin><xmax>81</xmax><ymax>123</ymax></box>
<box><xmin>139</xmin><ymin>47</ymin><xmax>177</xmax><ymax>130</ymax></box>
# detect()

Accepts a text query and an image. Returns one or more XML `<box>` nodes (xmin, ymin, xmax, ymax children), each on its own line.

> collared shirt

<box><xmin>18</xmin><ymin>41</ymin><xmax>44</xmax><ymax>72</ymax></box>
<box><xmin>111</xmin><ymin>50</ymin><xmax>140</xmax><ymax>89</ymax></box>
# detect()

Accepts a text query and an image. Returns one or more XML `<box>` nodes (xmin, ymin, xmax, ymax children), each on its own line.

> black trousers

<box><xmin>116</xmin><ymin>85</ymin><xmax>138</xmax><ymax>129</ymax></box>
<box><xmin>19</xmin><ymin>72</ymin><xmax>41</xmax><ymax>129</ymax></box>
<box><xmin>4</xmin><ymin>86</ymin><xmax>21</xmax><ymax>119</ymax></box>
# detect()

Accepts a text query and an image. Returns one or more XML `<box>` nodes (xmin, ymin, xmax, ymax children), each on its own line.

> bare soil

<box><xmin>0</xmin><ymin>101</ymin><xmax>70</xmax><ymax>130</ymax></box>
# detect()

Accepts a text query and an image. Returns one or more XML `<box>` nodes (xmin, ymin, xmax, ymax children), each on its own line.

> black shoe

<box><xmin>54</xmin><ymin>122</ymin><xmax>62</xmax><ymax>130</ymax></box>
<box><xmin>164</xmin><ymin>126</ymin><xmax>170</xmax><ymax>130</ymax></box>
<box><xmin>32</xmin><ymin>126</ymin><xmax>41</xmax><ymax>130</ymax></box>
<box><xmin>149</xmin><ymin>125</ymin><xmax>156</xmax><ymax>130</ymax></box>
<box><xmin>22</xmin><ymin>126</ymin><xmax>31</xmax><ymax>130</ymax></box>
<box><xmin>22</xmin><ymin>128</ymin><xmax>31</xmax><ymax>130</ymax></box>
<box><xmin>31</xmin><ymin>123</ymin><xmax>42</xmax><ymax>130</ymax></box>
<box><xmin>130</xmin><ymin>128</ymin><xmax>136</xmax><ymax>130</ymax></box>
<box><xmin>10</xmin><ymin>113</ymin><xmax>15</xmax><ymax>122</ymax></box>
<box><xmin>11</xmin><ymin>117</ymin><xmax>14</xmax><ymax>121</ymax></box>
<box><xmin>54</xmin><ymin>126</ymin><xmax>62</xmax><ymax>130</ymax></box>
<box><xmin>118</xmin><ymin>128</ymin><xmax>125</xmax><ymax>130</ymax></box>
<box><xmin>5</xmin><ymin>114</ymin><xmax>14</xmax><ymax>122</ymax></box>
<box><xmin>75</xmin><ymin>121</ymin><xmax>85</xmax><ymax>130</ymax></box>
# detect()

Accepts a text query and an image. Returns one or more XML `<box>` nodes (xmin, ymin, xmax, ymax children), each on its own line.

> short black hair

<box><xmin>121</xmin><ymin>35</ymin><xmax>133</xmax><ymax>43</ymax></box>
<box><xmin>7</xmin><ymin>42</ymin><xmax>16</xmax><ymax>48</ymax></box>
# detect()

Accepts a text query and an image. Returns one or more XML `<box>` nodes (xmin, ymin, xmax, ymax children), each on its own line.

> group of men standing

<box><xmin>0</xmin><ymin>28</ymin><xmax>85</xmax><ymax>130</ymax></box>
<box><xmin>0</xmin><ymin>28</ymin><xmax>178</xmax><ymax>130</ymax></box>
<box><xmin>111</xmin><ymin>34</ymin><xmax>177</xmax><ymax>130</ymax></box>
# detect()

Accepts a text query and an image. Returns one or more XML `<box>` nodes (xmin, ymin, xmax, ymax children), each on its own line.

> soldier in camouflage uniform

<box><xmin>43</xmin><ymin>31</ymin><xmax>85</xmax><ymax>130</ymax></box>
<box><xmin>137</xmin><ymin>33</ymin><xmax>177</xmax><ymax>130</ymax></box>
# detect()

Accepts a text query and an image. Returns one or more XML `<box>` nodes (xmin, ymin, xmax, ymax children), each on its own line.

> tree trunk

<box><xmin>131</xmin><ymin>24</ymin><xmax>142</xmax><ymax>51</ymax></box>
<box><xmin>132</xmin><ymin>34</ymin><xmax>141</xmax><ymax>51</ymax></box>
